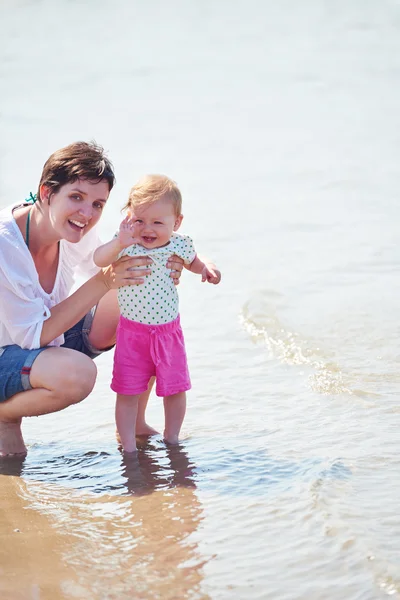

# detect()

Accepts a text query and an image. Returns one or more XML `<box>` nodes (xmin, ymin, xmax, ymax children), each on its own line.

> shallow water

<box><xmin>1</xmin><ymin>0</ymin><xmax>400</xmax><ymax>598</ymax></box>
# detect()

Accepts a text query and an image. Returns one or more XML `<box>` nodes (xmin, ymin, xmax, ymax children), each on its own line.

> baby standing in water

<box><xmin>94</xmin><ymin>175</ymin><xmax>221</xmax><ymax>452</ymax></box>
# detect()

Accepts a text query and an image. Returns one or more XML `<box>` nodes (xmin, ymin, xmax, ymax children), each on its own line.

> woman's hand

<box><xmin>99</xmin><ymin>255</ymin><xmax>153</xmax><ymax>290</ymax></box>
<box><xmin>167</xmin><ymin>255</ymin><xmax>184</xmax><ymax>286</ymax></box>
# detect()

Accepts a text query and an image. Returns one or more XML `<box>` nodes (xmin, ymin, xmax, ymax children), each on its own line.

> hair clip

<box><xmin>25</xmin><ymin>192</ymin><xmax>37</xmax><ymax>204</ymax></box>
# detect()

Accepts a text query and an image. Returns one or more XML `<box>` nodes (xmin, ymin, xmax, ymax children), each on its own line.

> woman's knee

<box><xmin>63</xmin><ymin>356</ymin><xmax>97</xmax><ymax>403</ymax></box>
<box><xmin>30</xmin><ymin>348</ymin><xmax>97</xmax><ymax>403</ymax></box>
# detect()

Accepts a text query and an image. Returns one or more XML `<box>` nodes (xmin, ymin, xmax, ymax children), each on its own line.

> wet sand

<box><xmin>0</xmin><ymin>474</ymin><xmax>76</xmax><ymax>600</ymax></box>
<box><xmin>0</xmin><ymin>448</ymin><xmax>209</xmax><ymax>600</ymax></box>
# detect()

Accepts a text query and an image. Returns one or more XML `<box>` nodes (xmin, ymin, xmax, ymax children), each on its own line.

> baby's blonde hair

<box><xmin>123</xmin><ymin>174</ymin><xmax>182</xmax><ymax>216</ymax></box>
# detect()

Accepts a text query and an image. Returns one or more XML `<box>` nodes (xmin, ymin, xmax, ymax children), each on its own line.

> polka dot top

<box><xmin>117</xmin><ymin>233</ymin><xmax>196</xmax><ymax>325</ymax></box>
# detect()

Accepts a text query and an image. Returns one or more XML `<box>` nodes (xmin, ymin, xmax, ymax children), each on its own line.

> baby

<box><xmin>94</xmin><ymin>174</ymin><xmax>221</xmax><ymax>452</ymax></box>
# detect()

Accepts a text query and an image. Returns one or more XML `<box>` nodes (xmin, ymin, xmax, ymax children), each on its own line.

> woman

<box><xmin>0</xmin><ymin>141</ymin><xmax>182</xmax><ymax>456</ymax></box>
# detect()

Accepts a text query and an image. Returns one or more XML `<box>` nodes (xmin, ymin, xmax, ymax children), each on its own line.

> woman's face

<box><xmin>43</xmin><ymin>179</ymin><xmax>110</xmax><ymax>243</ymax></box>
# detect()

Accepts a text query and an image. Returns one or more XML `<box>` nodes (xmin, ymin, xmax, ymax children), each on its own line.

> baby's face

<box><xmin>129</xmin><ymin>197</ymin><xmax>182</xmax><ymax>249</ymax></box>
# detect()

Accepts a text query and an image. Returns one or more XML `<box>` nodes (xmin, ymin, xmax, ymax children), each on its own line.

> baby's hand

<box><xmin>118</xmin><ymin>216</ymin><xmax>140</xmax><ymax>248</ymax></box>
<box><xmin>201</xmin><ymin>263</ymin><xmax>221</xmax><ymax>284</ymax></box>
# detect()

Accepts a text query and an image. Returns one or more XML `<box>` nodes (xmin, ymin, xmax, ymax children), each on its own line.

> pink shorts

<box><xmin>111</xmin><ymin>315</ymin><xmax>191</xmax><ymax>397</ymax></box>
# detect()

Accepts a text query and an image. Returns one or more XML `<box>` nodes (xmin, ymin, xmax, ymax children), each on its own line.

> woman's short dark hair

<box><xmin>37</xmin><ymin>141</ymin><xmax>115</xmax><ymax>201</ymax></box>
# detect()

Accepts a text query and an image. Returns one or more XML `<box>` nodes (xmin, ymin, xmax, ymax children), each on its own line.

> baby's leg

<box><xmin>136</xmin><ymin>377</ymin><xmax>159</xmax><ymax>436</ymax></box>
<box><xmin>163</xmin><ymin>392</ymin><xmax>186</xmax><ymax>445</ymax></box>
<box><xmin>115</xmin><ymin>394</ymin><xmax>139</xmax><ymax>453</ymax></box>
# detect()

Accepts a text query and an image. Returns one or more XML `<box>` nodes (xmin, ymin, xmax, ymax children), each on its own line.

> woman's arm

<box><xmin>43</xmin><ymin>252</ymin><xmax>187</xmax><ymax>346</ymax></box>
<box><xmin>0</xmin><ymin>255</ymin><xmax>152</xmax><ymax>349</ymax></box>
<box><xmin>40</xmin><ymin>256</ymin><xmax>151</xmax><ymax>347</ymax></box>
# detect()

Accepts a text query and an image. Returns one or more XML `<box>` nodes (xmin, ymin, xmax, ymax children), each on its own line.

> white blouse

<box><xmin>0</xmin><ymin>203</ymin><xmax>101</xmax><ymax>350</ymax></box>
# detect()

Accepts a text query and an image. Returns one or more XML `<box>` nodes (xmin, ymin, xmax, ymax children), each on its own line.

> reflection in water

<box><xmin>0</xmin><ymin>442</ymin><xmax>210</xmax><ymax>600</ymax></box>
<box><xmin>0</xmin><ymin>453</ymin><xmax>27</xmax><ymax>477</ymax></box>
<box><xmin>120</xmin><ymin>442</ymin><xmax>197</xmax><ymax>496</ymax></box>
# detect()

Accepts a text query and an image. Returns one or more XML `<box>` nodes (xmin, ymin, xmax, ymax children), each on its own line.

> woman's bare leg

<box><xmin>0</xmin><ymin>348</ymin><xmax>97</xmax><ymax>456</ymax></box>
<box><xmin>0</xmin><ymin>421</ymin><xmax>26</xmax><ymax>456</ymax></box>
<box><xmin>163</xmin><ymin>392</ymin><xmax>186</xmax><ymax>445</ymax></box>
<box><xmin>115</xmin><ymin>394</ymin><xmax>139</xmax><ymax>453</ymax></box>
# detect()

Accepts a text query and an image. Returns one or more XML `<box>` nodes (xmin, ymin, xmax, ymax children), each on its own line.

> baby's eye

<box><xmin>135</xmin><ymin>219</ymin><xmax>143</xmax><ymax>224</ymax></box>
<box><xmin>154</xmin><ymin>221</ymin><xmax>163</xmax><ymax>225</ymax></box>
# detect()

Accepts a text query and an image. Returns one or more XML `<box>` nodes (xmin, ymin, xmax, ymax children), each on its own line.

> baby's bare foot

<box><xmin>136</xmin><ymin>423</ymin><xmax>159</xmax><ymax>437</ymax></box>
<box><xmin>115</xmin><ymin>431</ymin><xmax>138</xmax><ymax>453</ymax></box>
<box><xmin>163</xmin><ymin>430</ymin><xmax>180</xmax><ymax>445</ymax></box>
<box><xmin>0</xmin><ymin>421</ymin><xmax>27</xmax><ymax>457</ymax></box>
<box><xmin>122</xmin><ymin>442</ymin><xmax>137</xmax><ymax>453</ymax></box>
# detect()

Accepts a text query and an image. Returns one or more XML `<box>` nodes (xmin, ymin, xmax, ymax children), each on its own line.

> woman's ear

<box><xmin>174</xmin><ymin>214</ymin><xmax>183</xmax><ymax>231</ymax></box>
<box><xmin>39</xmin><ymin>184</ymin><xmax>51</xmax><ymax>204</ymax></box>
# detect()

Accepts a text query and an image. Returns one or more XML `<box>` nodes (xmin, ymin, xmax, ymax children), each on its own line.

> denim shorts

<box><xmin>0</xmin><ymin>308</ymin><xmax>112</xmax><ymax>403</ymax></box>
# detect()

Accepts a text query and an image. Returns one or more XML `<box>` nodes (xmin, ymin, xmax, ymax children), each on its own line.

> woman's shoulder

<box><xmin>0</xmin><ymin>204</ymin><xmax>36</xmax><ymax>285</ymax></box>
<box><xmin>0</xmin><ymin>203</ymin><xmax>24</xmax><ymax>247</ymax></box>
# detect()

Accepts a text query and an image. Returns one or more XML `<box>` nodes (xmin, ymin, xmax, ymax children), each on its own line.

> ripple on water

<box><xmin>0</xmin><ymin>438</ymin><xmax>198</xmax><ymax>497</ymax></box>
<box><xmin>0</xmin><ymin>434</ymin><xmax>351</xmax><ymax>501</ymax></box>
<box><xmin>240</xmin><ymin>290</ymin><xmax>379</xmax><ymax>399</ymax></box>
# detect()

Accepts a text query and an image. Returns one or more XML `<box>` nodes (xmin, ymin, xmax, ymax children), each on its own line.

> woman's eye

<box><xmin>93</xmin><ymin>202</ymin><xmax>103</xmax><ymax>210</ymax></box>
<box><xmin>72</xmin><ymin>194</ymin><xmax>82</xmax><ymax>201</ymax></box>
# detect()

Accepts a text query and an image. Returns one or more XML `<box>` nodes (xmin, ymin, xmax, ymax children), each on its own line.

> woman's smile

<box><xmin>68</xmin><ymin>218</ymin><xmax>87</xmax><ymax>231</ymax></box>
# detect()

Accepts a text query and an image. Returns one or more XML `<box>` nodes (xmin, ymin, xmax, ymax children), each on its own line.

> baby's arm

<box><xmin>186</xmin><ymin>255</ymin><xmax>221</xmax><ymax>284</ymax></box>
<box><xmin>94</xmin><ymin>239</ymin><xmax>123</xmax><ymax>268</ymax></box>
<box><xmin>94</xmin><ymin>217</ymin><xmax>139</xmax><ymax>267</ymax></box>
